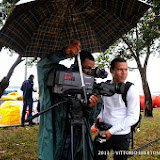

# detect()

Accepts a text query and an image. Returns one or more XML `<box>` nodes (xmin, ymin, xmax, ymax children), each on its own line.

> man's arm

<box><xmin>37</xmin><ymin>40</ymin><xmax>81</xmax><ymax>72</ymax></box>
<box><xmin>108</xmin><ymin>85</ymin><xmax>140</xmax><ymax>135</ymax></box>
<box><xmin>20</xmin><ymin>82</ymin><xmax>24</xmax><ymax>91</ymax></box>
<box><xmin>37</xmin><ymin>40</ymin><xmax>81</xmax><ymax>109</ymax></box>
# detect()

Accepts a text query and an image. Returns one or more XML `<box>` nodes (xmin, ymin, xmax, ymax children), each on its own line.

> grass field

<box><xmin>0</xmin><ymin>109</ymin><xmax>160</xmax><ymax>160</ymax></box>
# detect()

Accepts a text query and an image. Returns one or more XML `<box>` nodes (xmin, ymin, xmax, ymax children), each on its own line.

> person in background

<box><xmin>94</xmin><ymin>57</ymin><xmax>140</xmax><ymax>160</ymax></box>
<box><xmin>21</xmin><ymin>74</ymin><xmax>37</xmax><ymax>126</ymax></box>
<box><xmin>37</xmin><ymin>40</ymin><xmax>102</xmax><ymax>160</ymax></box>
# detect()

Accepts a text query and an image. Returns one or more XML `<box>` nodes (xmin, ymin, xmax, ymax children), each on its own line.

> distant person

<box><xmin>21</xmin><ymin>74</ymin><xmax>37</xmax><ymax>126</ymax></box>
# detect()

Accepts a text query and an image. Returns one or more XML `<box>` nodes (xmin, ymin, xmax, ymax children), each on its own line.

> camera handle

<box><xmin>77</xmin><ymin>52</ymin><xmax>88</xmax><ymax>105</ymax></box>
<box><xmin>24</xmin><ymin>100</ymin><xmax>68</xmax><ymax>122</ymax></box>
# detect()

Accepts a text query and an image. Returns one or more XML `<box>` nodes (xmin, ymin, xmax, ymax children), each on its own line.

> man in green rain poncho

<box><xmin>37</xmin><ymin>40</ymin><xmax>102</xmax><ymax>160</ymax></box>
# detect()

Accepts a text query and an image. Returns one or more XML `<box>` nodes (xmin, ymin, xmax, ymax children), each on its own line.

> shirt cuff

<box><xmin>108</xmin><ymin>127</ymin><xmax>117</xmax><ymax>135</ymax></box>
<box><xmin>108</xmin><ymin>124</ymin><xmax>123</xmax><ymax>135</ymax></box>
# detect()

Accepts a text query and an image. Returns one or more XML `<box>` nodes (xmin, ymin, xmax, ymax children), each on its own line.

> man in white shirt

<box><xmin>94</xmin><ymin>57</ymin><xmax>140</xmax><ymax>160</ymax></box>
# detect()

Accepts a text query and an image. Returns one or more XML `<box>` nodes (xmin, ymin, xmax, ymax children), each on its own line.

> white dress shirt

<box><xmin>98</xmin><ymin>83</ymin><xmax>140</xmax><ymax>135</ymax></box>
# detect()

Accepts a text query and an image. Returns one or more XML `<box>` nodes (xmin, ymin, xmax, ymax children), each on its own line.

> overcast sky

<box><xmin>1</xmin><ymin>0</ymin><xmax>159</xmax><ymax>96</ymax></box>
<box><xmin>0</xmin><ymin>49</ymin><xmax>38</xmax><ymax>88</ymax></box>
<box><xmin>0</xmin><ymin>48</ymin><xmax>160</xmax><ymax>94</ymax></box>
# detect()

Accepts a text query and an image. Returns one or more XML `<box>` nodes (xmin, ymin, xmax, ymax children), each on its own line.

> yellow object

<box><xmin>1</xmin><ymin>92</ymin><xmax>23</xmax><ymax>100</ymax></box>
<box><xmin>0</xmin><ymin>101</ymin><xmax>20</xmax><ymax>125</ymax></box>
<box><xmin>8</xmin><ymin>92</ymin><xmax>19</xmax><ymax>95</ymax></box>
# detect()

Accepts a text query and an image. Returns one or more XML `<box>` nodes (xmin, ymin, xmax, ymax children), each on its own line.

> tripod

<box><xmin>70</xmin><ymin>99</ymin><xmax>93</xmax><ymax>160</ymax></box>
<box><xmin>71</xmin><ymin>117</ymin><xmax>87</xmax><ymax>160</ymax></box>
<box><xmin>24</xmin><ymin>97</ymin><xmax>97</xmax><ymax>160</ymax></box>
<box><xmin>70</xmin><ymin>117</ymin><xmax>93</xmax><ymax>160</ymax></box>
<box><xmin>60</xmin><ymin>97</ymin><xmax>96</xmax><ymax>160</ymax></box>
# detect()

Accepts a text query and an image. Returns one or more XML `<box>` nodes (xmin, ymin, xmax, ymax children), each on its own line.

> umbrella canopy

<box><xmin>0</xmin><ymin>0</ymin><xmax>150</xmax><ymax>58</ymax></box>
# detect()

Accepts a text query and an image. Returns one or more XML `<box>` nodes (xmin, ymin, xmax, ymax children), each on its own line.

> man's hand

<box><xmin>100</xmin><ymin>130</ymin><xmax>112</xmax><ymax>140</ymax></box>
<box><xmin>65</xmin><ymin>40</ymin><xmax>81</xmax><ymax>55</ymax></box>
<box><xmin>88</xmin><ymin>93</ymin><xmax>100</xmax><ymax>108</ymax></box>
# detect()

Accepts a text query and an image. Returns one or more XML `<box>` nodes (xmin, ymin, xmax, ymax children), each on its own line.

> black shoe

<box><xmin>29</xmin><ymin>122</ymin><xmax>36</xmax><ymax>125</ymax></box>
<box><xmin>21</xmin><ymin>123</ymin><xmax>24</xmax><ymax>127</ymax></box>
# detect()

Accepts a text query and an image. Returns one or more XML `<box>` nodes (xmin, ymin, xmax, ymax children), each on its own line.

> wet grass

<box><xmin>128</xmin><ymin>108</ymin><xmax>160</xmax><ymax>160</ymax></box>
<box><xmin>0</xmin><ymin>109</ymin><xmax>160</xmax><ymax>160</ymax></box>
<box><xmin>0</xmin><ymin>125</ymin><xmax>38</xmax><ymax>160</ymax></box>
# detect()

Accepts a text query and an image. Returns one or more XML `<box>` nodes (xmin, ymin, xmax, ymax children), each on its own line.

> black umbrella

<box><xmin>0</xmin><ymin>0</ymin><xmax>150</xmax><ymax>58</ymax></box>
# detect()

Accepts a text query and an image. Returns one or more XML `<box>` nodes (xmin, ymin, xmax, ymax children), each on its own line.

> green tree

<box><xmin>0</xmin><ymin>0</ymin><xmax>22</xmax><ymax>97</ymax></box>
<box><xmin>0</xmin><ymin>0</ymin><xmax>16</xmax><ymax>26</ymax></box>
<box><xmin>96</xmin><ymin>0</ymin><xmax>160</xmax><ymax>117</ymax></box>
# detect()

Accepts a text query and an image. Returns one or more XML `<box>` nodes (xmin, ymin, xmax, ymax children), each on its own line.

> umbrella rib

<box><xmin>46</xmin><ymin>4</ymin><xmax>62</xmax><ymax>53</ymax></box>
<box><xmin>66</xmin><ymin>1</ymin><xmax>80</xmax><ymax>41</ymax></box>
<box><xmin>63</xmin><ymin>0</ymin><xmax>92</xmax><ymax>17</ymax></box>
<box><xmin>126</xmin><ymin>2</ymin><xmax>143</xmax><ymax>29</ymax></box>
<box><xmin>119</xmin><ymin>0</ymin><xmax>125</xmax><ymax>17</ymax></box>
<box><xmin>83</xmin><ymin>20</ymin><xmax>92</xmax><ymax>51</ymax></box>
<box><xmin>138</xmin><ymin>3</ymin><xmax>142</xmax><ymax>13</ymax></box>
<box><xmin>29</xmin><ymin>10</ymin><xmax>39</xmax><ymax>25</ymax></box>
<box><xmin>87</xmin><ymin>10</ymin><xmax>123</xmax><ymax>49</ymax></box>
<box><xmin>15</xmin><ymin>19</ymin><xmax>32</xmax><ymax>38</ymax></box>
<box><xmin>77</xmin><ymin>0</ymin><xmax>92</xmax><ymax>11</ymax></box>
<box><xmin>62</xmin><ymin>1</ymin><xmax>75</xmax><ymax>44</ymax></box>
<box><xmin>1</xmin><ymin>32</ymin><xmax>24</xmax><ymax>53</ymax></box>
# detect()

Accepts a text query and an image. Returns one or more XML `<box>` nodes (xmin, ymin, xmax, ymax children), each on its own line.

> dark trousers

<box><xmin>21</xmin><ymin>98</ymin><xmax>33</xmax><ymax>123</ymax></box>
<box><xmin>94</xmin><ymin>133</ymin><xmax>130</xmax><ymax>160</ymax></box>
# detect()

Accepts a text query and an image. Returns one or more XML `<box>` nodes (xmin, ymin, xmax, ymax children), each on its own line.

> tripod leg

<box><xmin>82</xmin><ymin>120</ymin><xmax>86</xmax><ymax>160</ymax></box>
<box><xmin>70</xmin><ymin>118</ymin><xmax>96</xmax><ymax>160</ymax></box>
<box><xmin>71</xmin><ymin>124</ymin><xmax>74</xmax><ymax>160</ymax></box>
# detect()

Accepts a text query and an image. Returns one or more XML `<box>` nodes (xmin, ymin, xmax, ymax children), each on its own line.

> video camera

<box><xmin>47</xmin><ymin>67</ymin><xmax>125</xmax><ymax>97</ymax></box>
<box><xmin>97</xmin><ymin>121</ymin><xmax>112</xmax><ymax>131</ymax></box>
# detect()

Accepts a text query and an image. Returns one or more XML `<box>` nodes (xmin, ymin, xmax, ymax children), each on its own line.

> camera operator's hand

<box><xmin>88</xmin><ymin>93</ymin><xmax>100</xmax><ymax>108</ymax></box>
<box><xmin>100</xmin><ymin>130</ymin><xmax>112</xmax><ymax>140</ymax></box>
<box><xmin>65</xmin><ymin>40</ymin><xmax>81</xmax><ymax>55</ymax></box>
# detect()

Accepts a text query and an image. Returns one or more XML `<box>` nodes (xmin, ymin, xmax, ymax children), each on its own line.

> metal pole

<box><xmin>77</xmin><ymin>52</ymin><xmax>88</xmax><ymax>105</ymax></box>
<box><xmin>24</xmin><ymin>58</ymin><xmax>27</xmax><ymax>80</ymax></box>
<box><xmin>128</xmin><ymin>137</ymin><xmax>160</xmax><ymax>157</ymax></box>
<box><xmin>133</xmin><ymin>137</ymin><xmax>160</xmax><ymax>152</ymax></box>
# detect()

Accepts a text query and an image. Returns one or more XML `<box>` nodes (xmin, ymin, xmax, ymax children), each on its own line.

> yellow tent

<box><xmin>0</xmin><ymin>100</ymin><xmax>39</xmax><ymax>127</ymax></box>
<box><xmin>1</xmin><ymin>92</ymin><xmax>23</xmax><ymax>100</ymax></box>
<box><xmin>0</xmin><ymin>101</ymin><xmax>20</xmax><ymax>126</ymax></box>
<box><xmin>0</xmin><ymin>91</ymin><xmax>39</xmax><ymax>127</ymax></box>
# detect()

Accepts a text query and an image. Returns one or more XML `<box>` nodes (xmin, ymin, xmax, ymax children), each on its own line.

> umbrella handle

<box><xmin>77</xmin><ymin>52</ymin><xmax>88</xmax><ymax>105</ymax></box>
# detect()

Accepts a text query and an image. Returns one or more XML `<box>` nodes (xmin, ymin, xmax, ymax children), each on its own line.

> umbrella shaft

<box><xmin>77</xmin><ymin>52</ymin><xmax>85</xmax><ymax>87</ymax></box>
